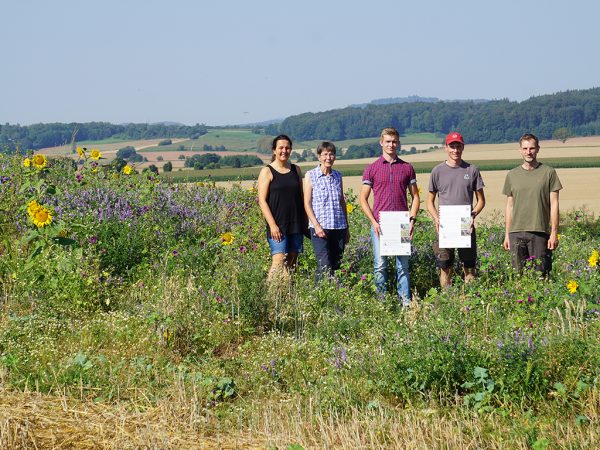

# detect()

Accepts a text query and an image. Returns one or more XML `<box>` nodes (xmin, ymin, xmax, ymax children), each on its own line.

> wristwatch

<box><xmin>409</xmin><ymin>216</ymin><xmax>417</xmax><ymax>222</ymax></box>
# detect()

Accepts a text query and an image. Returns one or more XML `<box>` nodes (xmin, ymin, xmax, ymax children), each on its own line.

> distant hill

<box><xmin>350</xmin><ymin>95</ymin><xmax>441</xmax><ymax>108</ymax></box>
<box><xmin>349</xmin><ymin>95</ymin><xmax>491</xmax><ymax>108</ymax></box>
<box><xmin>266</xmin><ymin>87</ymin><xmax>600</xmax><ymax>144</ymax></box>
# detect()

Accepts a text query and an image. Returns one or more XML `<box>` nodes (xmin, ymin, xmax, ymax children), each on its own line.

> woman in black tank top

<box><xmin>257</xmin><ymin>135</ymin><xmax>306</xmax><ymax>280</ymax></box>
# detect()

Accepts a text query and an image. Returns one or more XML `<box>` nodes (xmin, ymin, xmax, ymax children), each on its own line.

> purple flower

<box><xmin>360</xmin><ymin>274</ymin><xmax>367</xmax><ymax>281</ymax></box>
<box><xmin>527</xmin><ymin>294</ymin><xmax>534</xmax><ymax>303</ymax></box>
<box><xmin>172</xmin><ymin>250</ymin><xmax>179</xmax><ymax>256</ymax></box>
<box><xmin>89</xmin><ymin>235</ymin><xmax>98</xmax><ymax>245</ymax></box>
<box><xmin>239</xmin><ymin>245</ymin><xmax>247</xmax><ymax>253</ymax></box>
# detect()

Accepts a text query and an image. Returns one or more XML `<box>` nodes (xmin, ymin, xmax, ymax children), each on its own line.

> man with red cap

<box><xmin>426</xmin><ymin>132</ymin><xmax>486</xmax><ymax>287</ymax></box>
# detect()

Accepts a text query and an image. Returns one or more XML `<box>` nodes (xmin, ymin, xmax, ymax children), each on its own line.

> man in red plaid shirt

<box><xmin>359</xmin><ymin>127</ymin><xmax>420</xmax><ymax>306</ymax></box>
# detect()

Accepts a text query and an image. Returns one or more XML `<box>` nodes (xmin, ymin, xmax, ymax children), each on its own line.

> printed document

<box><xmin>379</xmin><ymin>211</ymin><xmax>411</xmax><ymax>256</ymax></box>
<box><xmin>439</xmin><ymin>205</ymin><xmax>472</xmax><ymax>248</ymax></box>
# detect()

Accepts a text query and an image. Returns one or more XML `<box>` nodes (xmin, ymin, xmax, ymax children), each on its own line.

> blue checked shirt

<box><xmin>307</xmin><ymin>166</ymin><xmax>348</xmax><ymax>230</ymax></box>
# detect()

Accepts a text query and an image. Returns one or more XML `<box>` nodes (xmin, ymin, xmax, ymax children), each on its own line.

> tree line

<box><xmin>0</xmin><ymin>122</ymin><xmax>208</xmax><ymax>152</ymax></box>
<box><xmin>265</xmin><ymin>87</ymin><xmax>600</xmax><ymax>143</ymax></box>
<box><xmin>184</xmin><ymin>153</ymin><xmax>262</xmax><ymax>170</ymax></box>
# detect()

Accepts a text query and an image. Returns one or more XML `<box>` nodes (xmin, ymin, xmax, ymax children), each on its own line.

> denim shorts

<box><xmin>267</xmin><ymin>233</ymin><xmax>304</xmax><ymax>255</ymax></box>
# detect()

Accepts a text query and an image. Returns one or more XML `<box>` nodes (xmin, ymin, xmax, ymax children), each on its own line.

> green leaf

<box><xmin>575</xmin><ymin>415</ymin><xmax>589</xmax><ymax>426</ymax></box>
<box><xmin>30</xmin><ymin>245</ymin><xmax>44</xmax><ymax>259</ymax></box>
<box><xmin>53</xmin><ymin>236</ymin><xmax>77</xmax><ymax>246</ymax></box>
<box><xmin>553</xmin><ymin>382</ymin><xmax>567</xmax><ymax>396</ymax></box>
<box><xmin>473</xmin><ymin>366</ymin><xmax>488</xmax><ymax>381</ymax></box>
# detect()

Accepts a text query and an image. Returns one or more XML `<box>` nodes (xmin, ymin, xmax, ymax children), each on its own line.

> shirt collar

<box><xmin>380</xmin><ymin>155</ymin><xmax>401</xmax><ymax>164</ymax></box>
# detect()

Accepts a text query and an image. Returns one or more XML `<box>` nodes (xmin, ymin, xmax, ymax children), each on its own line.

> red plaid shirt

<box><xmin>362</xmin><ymin>155</ymin><xmax>417</xmax><ymax>222</ymax></box>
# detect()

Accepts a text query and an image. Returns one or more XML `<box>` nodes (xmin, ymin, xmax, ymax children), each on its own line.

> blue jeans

<box><xmin>370</xmin><ymin>227</ymin><xmax>411</xmax><ymax>305</ymax></box>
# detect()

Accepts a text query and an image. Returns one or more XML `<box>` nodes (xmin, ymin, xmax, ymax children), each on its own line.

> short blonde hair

<box><xmin>380</xmin><ymin>127</ymin><xmax>400</xmax><ymax>140</ymax></box>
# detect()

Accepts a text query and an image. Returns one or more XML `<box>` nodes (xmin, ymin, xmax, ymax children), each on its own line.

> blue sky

<box><xmin>2</xmin><ymin>0</ymin><xmax>599</xmax><ymax>126</ymax></box>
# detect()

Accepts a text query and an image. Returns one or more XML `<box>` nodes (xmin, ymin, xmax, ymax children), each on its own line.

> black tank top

<box><xmin>266</xmin><ymin>164</ymin><xmax>304</xmax><ymax>237</ymax></box>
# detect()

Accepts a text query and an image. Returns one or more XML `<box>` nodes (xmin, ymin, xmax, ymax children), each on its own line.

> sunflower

<box><xmin>566</xmin><ymin>280</ymin><xmax>579</xmax><ymax>294</ymax></box>
<box><xmin>23</xmin><ymin>158</ymin><xmax>31</xmax><ymax>167</ymax></box>
<box><xmin>30</xmin><ymin>205</ymin><xmax>53</xmax><ymax>228</ymax></box>
<box><xmin>76</xmin><ymin>147</ymin><xmax>85</xmax><ymax>158</ymax></box>
<box><xmin>123</xmin><ymin>165</ymin><xmax>133</xmax><ymax>175</ymax></box>
<box><xmin>589</xmin><ymin>250</ymin><xmax>599</xmax><ymax>268</ymax></box>
<box><xmin>90</xmin><ymin>149</ymin><xmax>101</xmax><ymax>160</ymax></box>
<box><xmin>27</xmin><ymin>200</ymin><xmax>42</xmax><ymax>217</ymax></box>
<box><xmin>346</xmin><ymin>204</ymin><xmax>355</xmax><ymax>214</ymax></box>
<box><xmin>32</xmin><ymin>154</ymin><xmax>47</xmax><ymax>169</ymax></box>
<box><xmin>220</xmin><ymin>232</ymin><xmax>234</xmax><ymax>245</ymax></box>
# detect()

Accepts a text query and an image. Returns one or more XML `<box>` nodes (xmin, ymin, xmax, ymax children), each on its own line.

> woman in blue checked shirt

<box><xmin>303</xmin><ymin>142</ymin><xmax>350</xmax><ymax>282</ymax></box>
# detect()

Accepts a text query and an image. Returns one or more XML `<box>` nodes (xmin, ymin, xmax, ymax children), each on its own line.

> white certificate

<box><xmin>379</xmin><ymin>211</ymin><xmax>411</xmax><ymax>256</ymax></box>
<box><xmin>439</xmin><ymin>205</ymin><xmax>472</xmax><ymax>248</ymax></box>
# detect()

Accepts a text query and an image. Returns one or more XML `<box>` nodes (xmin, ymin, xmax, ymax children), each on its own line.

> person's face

<box><xmin>445</xmin><ymin>142</ymin><xmax>464</xmax><ymax>162</ymax></box>
<box><xmin>520</xmin><ymin>139</ymin><xmax>539</xmax><ymax>163</ymax></box>
<box><xmin>273</xmin><ymin>139</ymin><xmax>292</xmax><ymax>161</ymax></box>
<box><xmin>380</xmin><ymin>134</ymin><xmax>399</xmax><ymax>156</ymax></box>
<box><xmin>318</xmin><ymin>149</ymin><xmax>336</xmax><ymax>168</ymax></box>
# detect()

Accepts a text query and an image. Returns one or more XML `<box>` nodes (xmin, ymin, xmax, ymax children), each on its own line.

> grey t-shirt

<box><xmin>429</xmin><ymin>161</ymin><xmax>485</xmax><ymax>206</ymax></box>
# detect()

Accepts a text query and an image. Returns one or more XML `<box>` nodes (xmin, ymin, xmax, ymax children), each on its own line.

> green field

<box><xmin>138</xmin><ymin>128</ymin><xmax>263</xmax><ymax>152</ymax></box>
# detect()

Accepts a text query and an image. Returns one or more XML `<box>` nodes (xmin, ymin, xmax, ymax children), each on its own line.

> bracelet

<box><xmin>409</xmin><ymin>216</ymin><xmax>417</xmax><ymax>222</ymax></box>
<box><xmin>471</xmin><ymin>211</ymin><xmax>478</xmax><ymax>218</ymax></box>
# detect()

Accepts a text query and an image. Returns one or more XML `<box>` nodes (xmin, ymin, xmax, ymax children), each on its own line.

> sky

<box><xmin>2</xmin><ymin>0</ymin><xmax>599</xmax><ymax>126</ymax></box>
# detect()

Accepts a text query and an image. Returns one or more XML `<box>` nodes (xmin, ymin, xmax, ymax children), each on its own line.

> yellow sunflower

<box><xmin>589</xmin><ymin>250</ymin><xmax>599</xmax><ymax>268</ymax></box>
<box><xmin>30</xmin><ymin>205</ymin><xmax>53</xmax><ymax>228</ymax></box>
<box><xmin>23</xmin><ymin>158</ymin><xmax>31</xmax><ymax>167</ymax></box>
<box><xmin>27</xmin><ymin>200</ymin><xmax>42</xmax><ymax>217</ymax></box>
<box><xmin>76</xmin><ymin>147</ymin><xmax>85</xmax><ymax>158</ymax></box>
<box><xmin>90</xmin><ymin>149</ymin><xmax>101</xmax><ymax>160</ymax></box>
<box><xmin>566</xmin><ymin>280</ymin><xmax>578</xmax><ymax>294</ymax></box>
<box><xmin>123</xmin><ymin>165</ymin><xmax>133</xmax><ymax>175</ymax></box>
<box><xmin>32</xmin><ymin>154</ymin><xmax>47</xmax><ymax>169</ymax></box>
<box><xmin>220</xmin><ymin>232</ymin><xmax>234</xmax><ymax>245</ymax></box>
<box><xmin>346</xmin><ymin>204</ymin><xmax>355</xmax><ymax>214</ymax></box>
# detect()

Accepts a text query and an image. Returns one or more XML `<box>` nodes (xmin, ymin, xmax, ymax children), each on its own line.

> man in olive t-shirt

<box><xmin>502</xmin><ymin>133</ymin><xmax>562</xmax><ymax>275</ymax></box>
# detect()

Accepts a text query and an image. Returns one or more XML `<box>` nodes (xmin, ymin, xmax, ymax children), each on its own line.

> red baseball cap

<box><xmin>445</xmin><ymin>132</ymin><xmax>464</xmax><ymax>145</ymax></box>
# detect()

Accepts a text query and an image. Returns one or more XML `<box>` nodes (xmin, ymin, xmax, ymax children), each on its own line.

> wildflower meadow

<box><xmin>0</xmin><ymin>152</ymin><xmax>598</xmax><ymax>448</ymax></box>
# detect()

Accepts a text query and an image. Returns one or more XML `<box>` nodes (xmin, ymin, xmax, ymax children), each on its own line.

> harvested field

<box><xmin>39</xmin><ymin>139</ymin><xmax>189</xmax><ymax>157</ymax></box>
<box><xmin>217</xmin><ymin>167</ymin><xmax>600</xmax><ymax>221</ymax></box>
<box><xmin>333</xmin><ymin>136</ymin><xmax>600</xmax><ymax>166</ymax></box>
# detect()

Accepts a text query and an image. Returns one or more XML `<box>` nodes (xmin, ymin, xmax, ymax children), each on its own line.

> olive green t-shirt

<box><xmin>502</xmin><ymin>163</ymin><xmax>562</xmax><ymax>234</ymax></box>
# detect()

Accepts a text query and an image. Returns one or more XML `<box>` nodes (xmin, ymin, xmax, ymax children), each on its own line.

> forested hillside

<box><xmin>266</xmin><ymin>87</ymin><xmax>600</xmax><ymax>143</ymax></box>
<box><xmin>0</xmin><ymin>122</ymin><xmax>208</xmax><ymax>152</ymax></box>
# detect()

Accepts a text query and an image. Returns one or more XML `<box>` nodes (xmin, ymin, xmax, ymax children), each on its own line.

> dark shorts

<box><xmin>267</xmin><ymin>233</ymin><xmax>304</xmax><ymax>255</ymax></box>
<box><xmin>433</xmin><ymin>227</ymin><xmax>477</xmax><ymax>269</ymax></box>
<box><xmin>508</xmin><ymin>231</ymin><xmax>552</xmax><ymax>274</ymax></box>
